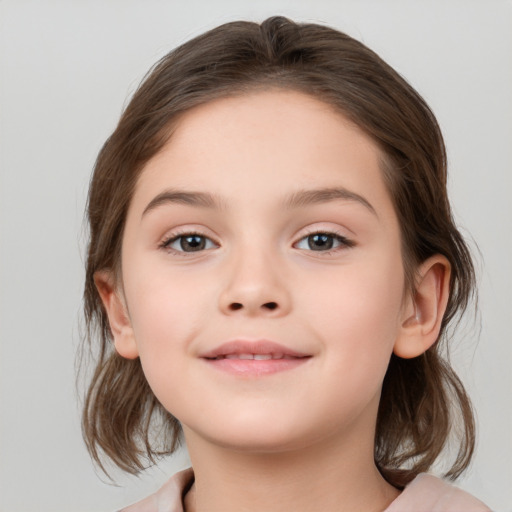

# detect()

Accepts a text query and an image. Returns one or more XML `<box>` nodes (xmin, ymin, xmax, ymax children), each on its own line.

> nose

<box><xmin>218</xmin><ymin>245</ymin><xmax>291</xmax><ymax>317</ymax></box>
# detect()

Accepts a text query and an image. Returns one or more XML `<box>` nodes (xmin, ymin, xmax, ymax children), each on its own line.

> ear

<box><xmin>94</xmin><ymin>270</ymin><xmax>139</xmax><ymax>359</ymax></box>
<box><xmin>393</xmin><ymin>255</ymin><xmax>451</xmax><ymax>359</ymax></box>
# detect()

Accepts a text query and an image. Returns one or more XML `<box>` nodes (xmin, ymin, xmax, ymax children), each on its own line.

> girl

<box><xmin>82</xmin><ymin>16</ymin><xmax>491</xmax><ymax>511</ymax></box>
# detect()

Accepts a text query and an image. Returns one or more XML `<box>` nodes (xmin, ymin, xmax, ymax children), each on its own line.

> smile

<box><xmin>209</xmin><ymin>353</ymin><xmax>300</xmax><ymax>360</ymax></box>
<box><xmin>201</xmin><ymin>339</ymin><xmax>311</xmax><ymax>376</ymax></box>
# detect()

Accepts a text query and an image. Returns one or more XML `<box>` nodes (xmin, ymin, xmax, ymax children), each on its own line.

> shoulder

<box><xmin>117</xmin><ymin>468</ymin><xmax>194</xmax><ymax>512</ymax></box>
<box><xmin>385</xmin><ymin>473</ymin><xmax>491</xmax><ymax>512</ymax></box>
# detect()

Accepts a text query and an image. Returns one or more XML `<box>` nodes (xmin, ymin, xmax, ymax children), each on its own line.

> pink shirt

<box><xmin>119</xmin><ymin>468</ymin><xmax>491</xmax><ymax>512</ymax></box>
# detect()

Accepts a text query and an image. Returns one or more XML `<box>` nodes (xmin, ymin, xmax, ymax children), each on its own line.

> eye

<box><xmin>162</xmin><ymin>233</ymin><xmax>217</xmax><ymax>253</ymax></box>
<box><xmin>294</xmin><ymin>232</ymin><xmax>353</xmax><ymax>252</ymax></box>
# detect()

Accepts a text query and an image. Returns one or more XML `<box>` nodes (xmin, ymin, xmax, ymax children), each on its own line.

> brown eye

<box><xmin>180</xmin><ymin>235</ymin><xmax>206</xmax><ymax>251</ymax></box>
<box><xmin>308</xmin><ymin>233</ymin><xmax>334</xmax><ymax>251</ymax></box>
<box><xmin>164</xmin><ymin>234</ymin><xmax>216</xmax><ymax>252</ymax></box>
<box><xmin>295</xmin><ymin>232</ymin><xmax>352</xmax><ymax>252</ymax></box>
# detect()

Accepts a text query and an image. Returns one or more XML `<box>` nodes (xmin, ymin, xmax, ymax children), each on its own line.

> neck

<box><xmin>183</xmin><ymin>424</ymin><xmax>400</xmax><ymax>512</ymax></box>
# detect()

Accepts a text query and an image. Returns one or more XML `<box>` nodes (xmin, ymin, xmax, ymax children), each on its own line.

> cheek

<box><xmin>304</xmin><ymin>255</ymin><xmax>405</xmax><ymax>370</ymax></box>
<box><xmin>123</xmin><ymin>262</ymin><xmax>209</xmax><ymax>377</ymax></box>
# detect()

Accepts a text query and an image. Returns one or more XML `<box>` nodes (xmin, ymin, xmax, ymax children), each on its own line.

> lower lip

<box><xmin>203</xmin><ymin>357</ymin><xmax>311</xmax><ymax>376</ymax></box>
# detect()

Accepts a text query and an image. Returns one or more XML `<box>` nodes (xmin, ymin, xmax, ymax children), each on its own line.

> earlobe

<box><xmin>94</xmin><ymin>271</ymin><xmax>139</xmax><ymax>359</ymax></box>
<box><xmin>393</xmin><ymin>255</ymin><xmax>451</xmax><ymax>359</ymax></box>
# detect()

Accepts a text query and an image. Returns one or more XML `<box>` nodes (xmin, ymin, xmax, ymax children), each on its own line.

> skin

<box><xmin>97</xmin><ymin>90</ymin><xmax>450</xmax><ymax>512</ymax></box>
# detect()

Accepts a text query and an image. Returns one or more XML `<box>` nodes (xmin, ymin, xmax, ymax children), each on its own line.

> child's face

<box><xmin>114</xmin><ymin>90</ymin><xmax>410</xmax><ymax>454</ymax></box>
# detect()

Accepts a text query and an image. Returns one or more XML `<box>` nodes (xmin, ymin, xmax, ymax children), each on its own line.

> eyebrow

<box><xmin>142</xmin><ymin>189</ymin><xmax>225</xmax><ymax>217</ymax></box>
<box><xmin>285</xmin><ymin>187</ymin><xmax>377</xmax><ymax>216</ymax></box>
<box><xmin>142</xmin><ymin>186</ymin><xmax>377</xmax><ymax>217</ymax></box>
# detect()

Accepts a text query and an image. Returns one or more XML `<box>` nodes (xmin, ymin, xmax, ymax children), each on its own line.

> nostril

<box><xmin>227</xmin><ymin>302</ymin><xmax>278</xmax><ymax>312</ymax></box>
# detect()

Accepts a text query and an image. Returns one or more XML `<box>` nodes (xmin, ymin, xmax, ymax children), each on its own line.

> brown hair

<box><xmin>81</xmin><ymin>16</ymin><xmax>476</xmax><ymax>487</ymax></box>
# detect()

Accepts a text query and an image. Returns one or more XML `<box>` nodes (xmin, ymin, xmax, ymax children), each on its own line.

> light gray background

<box><xmin>1</xmin><ymin>1</ymin><xmax>511</xmax><ymax>511</ymax></box>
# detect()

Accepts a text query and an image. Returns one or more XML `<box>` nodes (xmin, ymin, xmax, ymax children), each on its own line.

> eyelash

<box><xmin>159</xmin><ymin>230</ymin><xmax>355</xmax><ymax>256</ymax></box>
<box><xmin>160</xmin><ymin>230</ymin><xmax>219</xmax><ymax>255</ymax></box>
<box><xmin>294</xmin><ymin>230</ymin><xmax>355</xmax><ymax>256</ymax></box>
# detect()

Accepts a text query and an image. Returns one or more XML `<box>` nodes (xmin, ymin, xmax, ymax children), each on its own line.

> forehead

<box><xmin>164</xmin><ymin>89</ymin><xmax>379</xmax><ymax>166</ymax></box>
<box><xmin>131</xmin><ymin>90</ymin><xmax>393</xmax><ymax>220</ymax></box>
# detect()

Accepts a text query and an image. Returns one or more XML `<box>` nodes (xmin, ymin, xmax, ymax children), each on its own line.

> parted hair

<box><xmin>82</xmin><ymin>16</ymin><xmax>476</xmax><ymax>488</ymax></box>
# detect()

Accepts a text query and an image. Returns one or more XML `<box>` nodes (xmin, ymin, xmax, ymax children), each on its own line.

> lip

<box><xmin>200</xmin><ymin>339</ymin><xmax>312</xmax><ymax>376</ymax></box>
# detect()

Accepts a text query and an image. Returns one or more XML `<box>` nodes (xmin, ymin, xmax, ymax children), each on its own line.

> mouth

<box><xmin>209</xmin><ymin>353</ymin><xmax>301</xmax><ymax>360</ymax></box>
<box><xmin>201</xmin><ymin>340</ymin><xmax>311</xmax><ymax>376</ymax></box>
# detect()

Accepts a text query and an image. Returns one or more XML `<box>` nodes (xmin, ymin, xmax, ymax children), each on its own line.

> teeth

<box><xmin>219</xmin><ymin>353</ymin><xmax>290</xmax><ymax>360</ymax></box>
<box><xmin>253</xmin><ymin>354</ymin><xmax>272</xmax><ymax>360</ymax></box>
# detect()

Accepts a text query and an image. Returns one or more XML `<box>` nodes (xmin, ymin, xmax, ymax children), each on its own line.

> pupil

<box><xmin>181</xmin><ymin>235</ymin><xmax>205</xmax><ymax>251</ymax></box>
<box><xmin>309</xmin><ymin>233</ymin><xmax>333</xmax><ymax>251</ymax></box>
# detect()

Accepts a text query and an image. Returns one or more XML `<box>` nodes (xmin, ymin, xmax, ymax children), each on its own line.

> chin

<box><xmin>193</xmin><ymin>418</ymin><xmax>322</xmax><ymax>454</ymax></box>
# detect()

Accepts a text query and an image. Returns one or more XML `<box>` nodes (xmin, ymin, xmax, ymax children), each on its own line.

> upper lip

<box><xmin>201</xmin><ymin>339</ymin><xmax>310</xmax><ymax>359</ymax></box>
